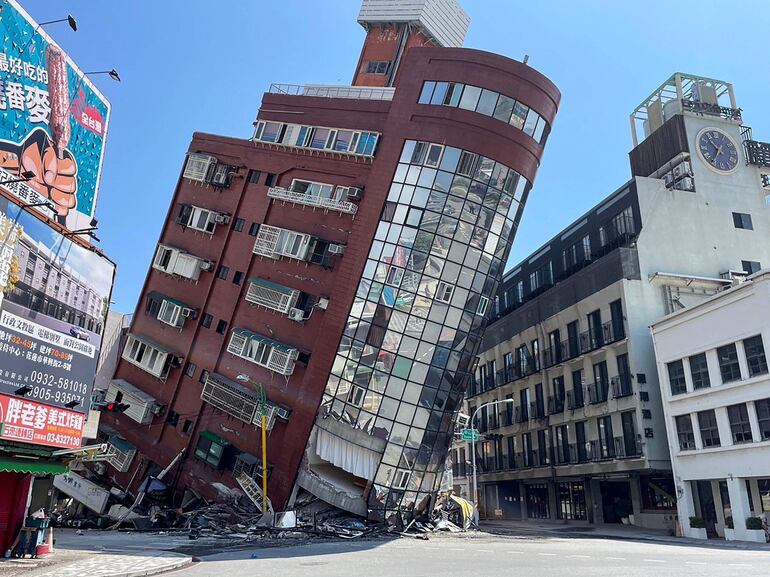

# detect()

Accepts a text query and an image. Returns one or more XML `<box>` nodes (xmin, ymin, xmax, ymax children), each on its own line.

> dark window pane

<box><xmin>676</xmin><ymin>415</ymin><xmax>695</xmax><ymax>450</ymax></box>
<box><xmin>727</xmin><ymin>403</ymin><xmax>753</xmax><ymax>444</ymax></box>
<box><xmin>717</xmin><ymin>343</ymin><xmax>741</xmax><ymax>383</ymax></box>
<box><xmin>756</xmin><ymin>398</ymin><xmax>770</xmax><ymax>441</ymax></box>
<box><xmin>698</xmin><ymin>410</ymin><xmax>721</xmax><ymax>447</ymax></box>
<box><xmin>689</xmin><ymin>353</ymin><xmax>711</xmax><ymax>389</ymax></box>
<box><xmin>667</xmin><ymin>360</ymin><xmax>687</xmax><ymax>395</ymax></box>
<box><xmin>744</xmin><ymin>335</ymin><xmax>768</xmax><ymax>377</ymax></box>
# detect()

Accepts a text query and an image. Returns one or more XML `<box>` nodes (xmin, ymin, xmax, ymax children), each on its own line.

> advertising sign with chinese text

<box><xmin>53</xmin><ymin>471</ymin><xmax>109</xmax><ymax>512</ymax></box>
<box><xmin>0</xmin><ymin>199</ymin><xmax>115</xmax><ymax>418</ymax></box>
<box><xmin>0</xmin><ymin>0</ymin><xmax>110</xmax><ymax>231</ymax></box>
<box><xmin>0</xmin><ymin>392</ymin><xmax>84</xmax><ymax>449</ymax></box>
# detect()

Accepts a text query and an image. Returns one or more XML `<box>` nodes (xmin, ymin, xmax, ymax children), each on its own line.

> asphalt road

<box><xmin>179</xmin><ymin>532</ymin><xmax>770</xmax><ymax>577</ymax></box>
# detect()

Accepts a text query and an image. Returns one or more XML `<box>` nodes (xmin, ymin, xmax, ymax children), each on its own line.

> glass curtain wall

<box><xmin>321</xmin><ymin>139</ymin><xmax>530</xmax><ymax>523</ymax></box>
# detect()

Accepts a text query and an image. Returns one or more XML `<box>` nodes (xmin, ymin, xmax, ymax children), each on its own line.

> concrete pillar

<box><xmin>629</xmin><ymin>475</ymin><xmax>642</xmax><ymax>525</ymax></box>
<box><xmin>712</xmin><ymin>480</ymin><xmax>726</xmax><ymax>537</ymax></box>
<box><xmin>678</xmin><ymin>480</ymin><xmax>702</xmax><ymax>538</ymax></box>
<box><xmin>747</xmin><ymin>401</ymin><xmax>762</xmax><ymax>444</ymax></box>
<box><xmin>691</xmin><ymin>413</ymin><xmax>704</xmax><ymax>449</ymax></box>
<box><xmin>714</xmin><ymin>408</ymin><xmax>733</xmax><ymax>447</ymax></box>
<box><xmin>590</xmin><ymin>478</ymin><xmax>604</xmax><ymax>524</ymax></box>
<box><xmin>519</xmin><ymin>483</ymin><xmax>528</xmax><ymax>521</ymax></box>
<box><xmin>548</xmin><ymin>480</ymin><xmax>559</xmax><ymax>520</ymax></box>
<box><xmin>726</xmin><ymin>477</ymin><xmax>752</xmax><ymax>540</ymax></box>
<box><xmin>748</xmin><ymin>479</ymin><xmax>763</xmax><ymax>517</ymax></box>
<box><xmin>584</xmin><ymin>478</ymin><xmax>595</xmax><ymax>524</ymax></box>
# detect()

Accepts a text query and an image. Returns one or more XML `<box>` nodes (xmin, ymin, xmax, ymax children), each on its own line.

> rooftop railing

<box><xmin>269</xmin><ymin>83</ymin><xmax>395</xmax><ymax>101</ymax></box>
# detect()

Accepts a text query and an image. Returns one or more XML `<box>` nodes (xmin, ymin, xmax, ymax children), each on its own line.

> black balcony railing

<box><xmin>566</xmin><ymin>389</ymin><xmax>584</xmax><ymax>410</ymax></box>
<box><xmin>587</xmin><ymin>381</ymin><xmax>609</xmax><ymax>404</ymax></box>
<box><xmin>682</xmin><ymin>98</ymin><xmax>741</xmax><ymax>121</ymax></box>
<box><xmin>547</xmin><ymin>395</ymin><xmax>565</xmax><ymax>414</ymax></box>
<box><xmin>744</xmin><ymin>139</ymin><xmax>770</xmax><ymax>168</ymax></box>
<box><xmin>554</xmin><ymin>443</ymin><xmax>574</xmax><ymax>465</ymax></box>
<box><xmin>515</xmin><ymin>406</ymin><xmax>527</xmax><ymax>423</ymax></box>
<box><xmin>611</xmin><ymin>374</ymin><xmax>633</xmax><ymax>399</ymax></box>
<box><xmin>530</xmin><ymin>401</ymin><xmax>546</xmax><ymax>420</ymax></box>
<box><xmin>614</xmin><ymin>435</ymin><xmax>643</xmax><ymax>458</ymax></box>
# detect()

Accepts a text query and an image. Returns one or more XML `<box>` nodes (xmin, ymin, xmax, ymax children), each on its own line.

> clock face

<box><xmin>697</xmin><ymin>128</ymin><xmax>739</xmax><ymax>172</ymax></box>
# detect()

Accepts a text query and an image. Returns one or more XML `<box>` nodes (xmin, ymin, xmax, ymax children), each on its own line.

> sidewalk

<box><xmin>479</xmin><ymin>518</ymin><xmax>770</xmax><ymax>551</ymax></box>
<box><xmin>0</xmin><ymin>530</ymin><xmax>193</xmax><ymax>577</ymax></box>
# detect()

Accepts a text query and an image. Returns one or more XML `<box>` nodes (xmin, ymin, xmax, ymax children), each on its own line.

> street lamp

<box><xmin>469</xmin><ymin>398</ymin><xmax>515</xmax><ymax>513</ymax></box>
<box><xmin>236</xmin><ymin>373</ymin><xmax>269</xmax><ymax>512</ymax></box>
<box><xmin>85</xmin><ymin>69</ymin><xmax>121</xmax><ymax>82</ymax></box>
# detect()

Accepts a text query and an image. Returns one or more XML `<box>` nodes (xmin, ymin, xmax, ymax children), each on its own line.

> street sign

<box><xmin>461</xmin><ymin>428</ymin><xmax>479</xmax><ymax>442</ymax></box>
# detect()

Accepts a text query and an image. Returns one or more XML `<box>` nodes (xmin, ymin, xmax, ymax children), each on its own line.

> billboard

<box><xmin>0</xmin><ymin>0</ymin><xmax>110</xmax><ymax>231</ymax></box>
<box><xmin>0</xmin><ymin>392</ymin><xmax>84</xmax><ymax>449</ymax></box>
<box><xmin>0</xmin><ymin>198</ymin><xmax>115</xmax><ymax>427</ymax></box>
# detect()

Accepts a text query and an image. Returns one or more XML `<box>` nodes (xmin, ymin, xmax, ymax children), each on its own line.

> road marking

<box><xmin>567</xmin><ymin>554</ymin><xmax>591</xmax><ymax>559</ymax></box>
<box><xmin>686</xmin><ymin>562</ymin><xmax>707</xmax><ymax>566</ymax></box>
<box><xmin>509</xmin><ymin>551</ymin><xmax>524</xmax><ymax>554</ymax></box>
<box><xmin>477</xmin><ymin>549</ymin><xmax>494</xmax><ymax>553</ymax></box>
<box><xmin>446</xmin><ymin>548</ymin><xmax>466</xmax><ymax>552</ymax></box>
<box><xmin>643</xmin><ymin>559</ymin><xmax>665</xmax><ymax>563</ymax></box>
<box><xmin>537</xmin><ymin>553</ymin><xmax>557</xmax><ymax>556</ymax></box>
<box><xmin>604</xmin><ymin>557</ymin><xmax>626</xmax><ymax>561</ymax></box>
<box><xmin>729</xmin><ymin>564</ymin><xmax>752</xmax><ymax>567</ymax></box>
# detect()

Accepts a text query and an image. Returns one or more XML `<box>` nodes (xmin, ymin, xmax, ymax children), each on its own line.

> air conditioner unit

<box><xmin>327</xmin><ymin>244</ymin><xmax>346</xmax><ymax>255</ymax></box>
<box><xmin>199</xmin><ymin>260</ymin><xmax>214</xmax><ymax>271</ymax></box>
<box><xmin>678</xmin><ymin>177</ymin><xmax>695</xmax><ymax>192</ymax></box>
<box><xmin>274</xmin><ymin>406</ymin><xmax>291</xmax><ymax>421</ymax></box>
<box><xmin>152</xmin><ymin>403</ymin><xmax>167</xmax><ymax>416</ymax></box>
<box><xmin>181</xmin><ymin>307</ymin><xmax>197</xmax><ymax>319</ymax></box>
<box><xmin>672</xmin><ymin>162</ymin><xmax>691</xmax><ymax>179</ymax></box>
<box><xmin>211</xmin><ymin>169</ymin><xmax>231</xmax><ymax>186</ymax></box>
<box><xmin>346</xmin><ymin>187</ymin><xmax>364</xmax><ymax>200</ymax></box>
<box><xmin>663</xmin><ymin>172</ymin><xmax>674</xmax><ymax>187</ymax></box>
<box><xmin>288</xmin><ymin>308</ymin><xmax>305</xmax><ymax>322</ymax></box>
<box><xmin>316</xmin><ymin>297</ymin><xmax>329</xmax><ymax>310</ymax></box>
<box><xmin>214</xmin><ymin>213</ymin><xmax>230</xmax><ymax>225</ymax></box>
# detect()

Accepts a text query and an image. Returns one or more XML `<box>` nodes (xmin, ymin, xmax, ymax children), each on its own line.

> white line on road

<box><xmin>567</xmin><ymin>554</ymin><xmax>591</xmax><ymax>559</ymax></box>
<box><xmin>477</xmin><ymin>549</ymin><xmax>494</xmax><ymax>553</ymax></box>
<box><xmin>728</xmin><ymin>564</ymin><xmax>752</xmax><ymax>567</ymax></box>
<box><xmin>643</xmin><ymin>559</ymin><xmax>666</xmax><ymax>563</ymax></box>
<box><xmin>537</xmin><ymin>553</ymin><xmax>557</xmax><ymax>556</ymax></box>
<box><xmin>604</xmin><ymin>557</ymin><xmax>626</xmax><ymax>561</ymax></box>
<box><xmin>686</xmin><ymin>562</ymin><xmax>707</xmax><ymax>566</ymax></box>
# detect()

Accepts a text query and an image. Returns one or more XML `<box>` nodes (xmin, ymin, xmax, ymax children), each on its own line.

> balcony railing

<box><xmin>611</xmin><ymin>374</ymin><xmax>634</xmax><ymax>399</ymax></box>
<box><xmin>566</xmin><ymin>390</ymin><xmax>584</xmax><ymax>410</ymax></box>
<box><xmin>547</xmin><ymin>395</ymin><xmax>565</xmax><ymax>415</ymax></box>
<box><xmin>614</xmin><ymin>435</ymin><xmax>643</xmax><ymax>458</ymax></box>
<box><xmin>530</xmin><ymin>401</ymin><xmax>546</xmax><ymax>420</ymax></box>
<box><xmin>743</xmin><ymin>139</ymin><xmax>770</xmax><ymax>168</ymax></box>
<box><xmin>681</xmin><ymin>98</ymin><xmax>741</xmax><ymax>121</ymax></box>
<box><xmin>587</xmin><ymin>381</ymin><xmax>609</xmax><ymax>405</ymax></box>
<box><xmin>269</xmin><ymin>83</ymin><xmax>395</xmax><ymax>101</ymax></box>
<box><xmin>267</xmin><ymin>187</ymin><xmax>357</xmax><ymax>214</ymax></box>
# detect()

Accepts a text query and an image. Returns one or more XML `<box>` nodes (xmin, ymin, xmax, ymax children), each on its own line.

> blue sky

<box><xmin>20</xmin><ymin>0</ymin><xmax>770</xmax><ymax>313</ymax></box>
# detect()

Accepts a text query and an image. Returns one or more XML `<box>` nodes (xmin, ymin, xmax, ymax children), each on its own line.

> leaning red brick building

<box><xmin>100</xmin><ymin>0</ymin><xmax>560</xmax><ymax>524</ymax></box>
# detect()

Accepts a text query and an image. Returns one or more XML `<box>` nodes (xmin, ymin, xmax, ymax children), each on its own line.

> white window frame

<box><xmin>392</xmin><ymin>469</ymin><xmax>411</xmax><ymax>490</ymax></box>
<box><xmin>227</xmin><ymin>331</ymin><xmax>298</xmax><ymax>376</ymax></box>
<box><xmin>476</xmin><ymin>296</ymin><xmax>489</xmax><ymax>317</ymax></box>
<box><xmin>290</xmin><ymin>179</ymin><xmax>336</xmax><ymax>199</ymax></box>
<box><xmin>347</xmin><ymin>385</ymin><xmax>366</xmax><ymax>407</ymax></box>
<box><xmin>436</xmin><ymin>282</ymin><xmax>454</xmax><ymax>303</ymax></box>
<box><xmin>424</xmin><ymin>143</ymin><xmax>444</xmax><ymax>167</ymax></box>
<box><xmin>183</xmin><ymin>154</ymin><xmax>216</xmax><ymax>182</ymax></box>
<box><xmin>122</xmin><ymin>335</ymin><xmax>170</xmax><ymax>379</ymax></box>
<box><xmin>157</xmin><ymin>299</ymin><xmax>183</xmax><ymax>327</ymax></box>
<box><xmin>245</xmin><ymin>280</ymin><xmax>300</xmax><ymax>314</ymax></box>
<box><xmin>183</xmin><ymin>206</ymin><xmax>218</xmax><ymax>233</ymax></box>
<box><xmin>153</xmin><ymin>244</ymin><xmax>207</xmax><ymax>281</ymax></box>
<box><xmin>385</xmin><ymin>266</ymin><xmax>405</xmax><ymax>287</ymax></box>
<box><xmin>253</xmin><ymin>225</ymin><xmax>312</xmax><ymax>261</ymax></box>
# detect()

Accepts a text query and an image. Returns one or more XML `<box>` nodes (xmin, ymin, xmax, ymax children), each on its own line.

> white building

<box><xmin>452</xmin><ymin>73</ymin><xmax>770</xmax><ymax>530</ymax></box>
<box><xmin>651</xmin><ymin>270</ymin><xmax>770</xmax><ymax>542</ymax></box>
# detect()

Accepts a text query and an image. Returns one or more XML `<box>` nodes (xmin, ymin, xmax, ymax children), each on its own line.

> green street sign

<box><xmin>461</xmin><ymin>428</ymin><xmax>479</xmax><ymax>442</ymax></box>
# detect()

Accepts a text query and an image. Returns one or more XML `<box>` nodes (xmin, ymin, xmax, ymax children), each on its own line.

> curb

<box><xmin>103</xmin><ymin>555</ymin><xmax>194</xmax><ymax>577</ymax></box>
